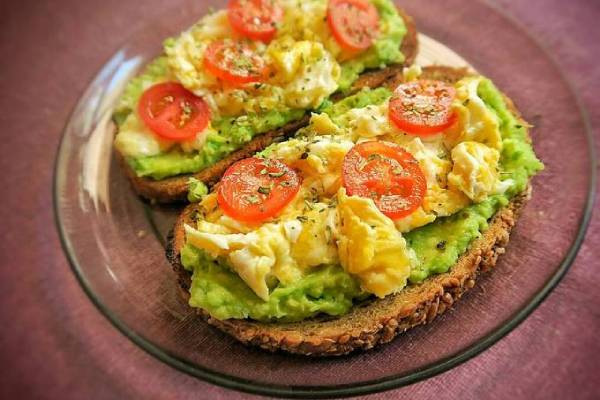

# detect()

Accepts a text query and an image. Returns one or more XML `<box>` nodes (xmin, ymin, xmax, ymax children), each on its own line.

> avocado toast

<box><xmin>113</xmin><ymin>1</ymin><xmax>418</xmax><ymax>203</ymax></box>
<box><xmin>165</xmin><ymin>66</ymin><xmax>543</xmax><ymax>356</ymax></box>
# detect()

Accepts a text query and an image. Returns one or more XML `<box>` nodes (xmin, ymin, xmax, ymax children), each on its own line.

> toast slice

<box><xmin>168</xmin><ymin>188</ymin><xmax>528</xmax><ymax>356</ymax></box>
<box><xmin>117</xmin><ymin>7</ymin><xmax>418</xmax><ymax>203</ymax></box>
<box><xmin>165</xmin><ymin>66</ymin><xmax>535</xmax><ymax>356</ymax></box>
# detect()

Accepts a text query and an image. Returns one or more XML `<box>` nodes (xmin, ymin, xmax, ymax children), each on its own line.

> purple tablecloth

<box><xmin>1</xmin><ymin>0</ymin><xmax>598</xmax><ymax>398</ymax></box>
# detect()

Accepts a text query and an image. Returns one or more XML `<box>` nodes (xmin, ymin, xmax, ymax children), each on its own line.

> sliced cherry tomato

<box><xmin>228</xmin><ymin>0</ymin><xmax>283</xmax><ymax>42</ymax></box>
<box><xmin>342</xmin><ymin>141</ymin><xmax>426</xmax><ymax>219</ymax></box>
<box><xmin>327</xmin><ymin>0</ymin><xmax>379</xmax><ymax>52</ymax></box>
<box><xmin>389</xmin><ymin>79</ymin><xmax>457</xmax><ymax>136</ymax></box>
<box><xmin>217</xmin><ymin>157</ymin><xmax>301</xmax><ymax>223</ymax></box>
<box><xmin>137</xmin><ymin>82</ymin><xmax>210</xmax><ymax>141</ymax></box>
<box><xmin>203</xmin><ymin>40</ymin><xmax>268</xmax><ymax>85</ymax></box>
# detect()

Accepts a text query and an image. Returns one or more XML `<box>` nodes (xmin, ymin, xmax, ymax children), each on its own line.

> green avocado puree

<box><xmin>187</xmin><ymin>177</ymin><xmax>208</xmax><ymax>202</ymax></box>
<box><xmin>127</xmin><ymin>108</ymin><xmax>305</xmax><ymax>180</ymax></box>
<box><xmin>182</xmin><ymin>245</ymin><xmax>362</xmax><ymax>321</ymax></box>
<box><xmin>182</xmin><ymin>79</ymin><xmax>543</xmax><ymax>322</ymax></box>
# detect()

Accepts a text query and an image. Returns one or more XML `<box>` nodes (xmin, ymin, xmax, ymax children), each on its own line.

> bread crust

<box><xmin>164</xmin><ymin>66</ymin><xmax>536</xmax><ymax>356</ymax></box>
<box><xmin>116</xmin><ymin>6</ymin><xmax>418</xmax><ymax>203</ymax></box>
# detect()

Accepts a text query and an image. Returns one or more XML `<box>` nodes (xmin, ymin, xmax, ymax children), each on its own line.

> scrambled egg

<box><xmin>185</xmin><ymin>221</ymin><xmax>301</xmax><ymax>300</ymax></box>
<box><xmin>289</xmin><ymin>206</ymin><xmax>339</xmax><ymax>268</ymax></box>
<box><xmin>448</xmin><ymin>141</ymin><xmax>508</xmax><ymax>202</ymax></box>
<box><xmin>165</xmin><ymin>6</ymin><xmax>341</xmax><ymax>117</ymax></box>
<box><xmin>336</xmin><ymin>189</ymin><xmax>415</xmax><ymax>297</ymax></box>
<box><xmin>270</xmin><ymin>40</ymin><xmax>340</xmax><ymax>109</ymax></box>
<box><xmin>265</xmin><ymin>136</ymin><xmax>354</xmax><ymax>196</ymax></box>
<box><xmin>185</xmin><ymin>75</ymin><xmax>509</xmax><ymax>301</ymax></box>
<box><xmin>276</xmin><ymin>0</ymin><xmax>348</xmax><ymax>60</ymax></box>
<box><xmin>114</xmin><ymin>113</ymin><xmax>172</xmax><ymax>157</ymax></box>
<box><xmin>445</xmin><ymin>77</ymin><xmax>502</xmax><ymax>150</ymax></box>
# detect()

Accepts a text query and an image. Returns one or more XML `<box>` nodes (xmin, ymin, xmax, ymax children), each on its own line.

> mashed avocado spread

<box><xmin>114</xmin><ymin>0</ymin><xmax>406</xmax><ymax>180</ymax></box>
<box><xmin>127</xmin><ymin>108</ymin><xmax>305</xmax><ymax>180</ymax></box>
<box><xmin>182</xmin><ymin>80</ymin><xmax>543</xmax><ymax>322</ymax></box>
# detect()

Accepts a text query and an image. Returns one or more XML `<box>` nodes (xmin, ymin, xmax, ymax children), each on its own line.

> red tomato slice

<box><xmin>389</xmin><ymin>79</ymin><xmax>457</xmax><ymax>136</ymax></box>
<box><xmin>137</xmin><ymin>82</ymin><xmax>210</xmax><ymax>141</ymax></box>
<box><xmin>228</xmin><ymin>0</ymin><xmax>283</xmax><ymax>42</ymax></box>
<box><xmin>217</xmin><ymin>157</ymin><xmax>301</xmax><ymax>223</ymax></box>
<box><xmin>342</xmin><ymin>141</ymin><xmax>426</xmax><ymax>219</ymax></box>
<box><xmin>327</xmin><ymin>0</ymin><xmax>379</xmax><ymax>52</ymax></box>
<box><xmin>203</xmin><ymin>40</ymin><xmax>268</xmax><ymax>85</ymax></box>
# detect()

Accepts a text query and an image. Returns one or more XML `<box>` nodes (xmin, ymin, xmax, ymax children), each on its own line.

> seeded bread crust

<box><xmin>164</xmin><ymin>66</ymin><xmax>535</xmax><ymax>356</ymax></box>
<box><xmin>117</xmin><ymin>6</ymin><xmax>418</xmax><ymax>203</ymax></box>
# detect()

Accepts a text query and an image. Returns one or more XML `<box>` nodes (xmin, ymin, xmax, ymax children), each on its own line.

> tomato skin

<box><xmin>342</xmin><ymin>141</ymin><xmax>426</xmax><ymax>219</ymax></box>
<box><xmin>327</xmin><ymin>0</ymin><xmax>379</xmax><ymax>52</ymax></box>
<box><xmin>203</xmin><ymin>40</ymin><xmax>268</xmax><ymax>85</ymax></box>
<box><xmin>228</xmin><ymin>0</ymin><xmax>283</xmax><ymax>42</ymax></box>
<box><xmin>217</xmin><ymin>158</ymin><xmax>301</xmax><ymax>223</ymax></box>
<box><xmin>137</xmin><ymin>82</ymin><xmax>210</xmax><ymax>141</ymax></box>
<box><xmin>389</xmin><ymin>80</ymin><xmax>457</xmax><ymax>136</ymax></box>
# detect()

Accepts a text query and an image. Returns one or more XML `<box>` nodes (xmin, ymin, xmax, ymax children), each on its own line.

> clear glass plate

<box><xmin>53</xmin><ymin>0</ymin><xmax>595</xmax><ymax>397</ymax></box>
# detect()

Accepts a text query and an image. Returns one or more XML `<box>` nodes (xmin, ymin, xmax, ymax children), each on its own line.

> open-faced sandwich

<box><xmin>166</xmin><ymin>66</ymin><xmax>544</xmax><ymax>356</ymax></box>
<box><xmin>113</xmin><ymin>0</ymin><xmax>418</xmax><ymax>202</ymax></box>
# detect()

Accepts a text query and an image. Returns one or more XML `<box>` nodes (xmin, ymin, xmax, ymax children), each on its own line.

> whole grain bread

<box><xmin>117</xmin><ymin>6</ymin><xmax>418</xmax><ymax>203</ymax></box>
<box><xmin>164</xmin><ymin>66</ymin><xmax>535</xmax><ymax>356</ymax></box>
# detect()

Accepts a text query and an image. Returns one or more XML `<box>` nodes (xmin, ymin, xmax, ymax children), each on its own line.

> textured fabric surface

<box><xmin>0</xmin><ymin>0</ymin><xmax>598</xmax><ymax>399</ymax></box>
